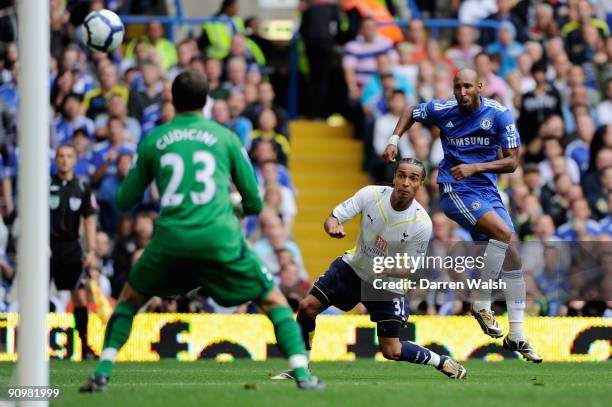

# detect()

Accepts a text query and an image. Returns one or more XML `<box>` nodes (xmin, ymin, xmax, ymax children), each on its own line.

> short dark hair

<box><xmin>171</xmin><ymin>69</ymin><xmax>209</xmax><ymax>113</ymax></box>
<box><xmin>56</xmin><ymin>143</ymin><xmax>76</xmax><ymax>155</ymax></box>
<box><xmin>395</xmin><ymin>157</ymin><xmax>426</xmax><ymax>180</ymax></box>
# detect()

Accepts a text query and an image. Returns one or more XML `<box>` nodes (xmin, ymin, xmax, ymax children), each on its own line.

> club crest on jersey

<box><xmin>374</xmin><ymin>235</ymin><xmax>388</xmax><ymax>252</ymax></box>
<box><xmin>49</xmin><ymin>195</ymin><xmax>60</xmax><ymax>210</ymax></box>
<box><xmin>471</xmin><ymin>201</ymin><xmax>481</xmax><ymax>211</ymax></box>
<box><xmin>480</xmin><ymin>118</ymin><xmax>493</xmax><ymax>130</ymax></box>
<box><xmin>70</xmin><ymin>197</ymin><xmax>82</xmax><ymax>211</ymax></box>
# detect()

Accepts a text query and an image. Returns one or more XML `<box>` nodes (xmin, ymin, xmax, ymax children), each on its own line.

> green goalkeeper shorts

<box><xmin>128</xmin><ymin>239</ymin><xmax>274</xmax><ymax>307</ymax></box>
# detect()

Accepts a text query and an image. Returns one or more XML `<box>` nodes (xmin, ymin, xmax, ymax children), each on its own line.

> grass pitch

<box><xmin>0</xmin><ymin>360</ymin><xmax>610</xmax><ymax>407</ymax></box>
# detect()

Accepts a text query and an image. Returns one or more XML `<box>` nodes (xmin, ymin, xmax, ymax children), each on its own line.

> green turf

<box><xmin>0</xmin><ymin>360</ymin><xmax>610</xmax><ymax>407</ymax></box>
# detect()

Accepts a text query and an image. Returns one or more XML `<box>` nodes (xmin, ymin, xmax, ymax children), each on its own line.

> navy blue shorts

<box><xmin>311</xmin><ymin>257</ymin><xmax>409</xmax><ymax>325</ymax></box>
<box><xmin>439</xmin><ymin>182</ymin><xmax>515</xmax><ymax>241</ymax></box>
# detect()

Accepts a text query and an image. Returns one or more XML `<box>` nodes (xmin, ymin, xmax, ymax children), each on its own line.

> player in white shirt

<box><xmin>273</xmin><ymin>159</ymin><xmax>467</xmax><ymax>380</ymax></box>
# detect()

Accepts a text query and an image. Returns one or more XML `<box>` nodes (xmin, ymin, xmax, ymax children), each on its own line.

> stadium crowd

<box><xmin>0</xmin><ymin>0</ymin><xmax>610</xmax><ymax>320</ymax></box>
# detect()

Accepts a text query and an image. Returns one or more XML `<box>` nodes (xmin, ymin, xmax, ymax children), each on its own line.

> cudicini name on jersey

<box><xmin>156</xmin><ymin>129</ymin><xmax>219</xmax><ymax>150</ymax></box>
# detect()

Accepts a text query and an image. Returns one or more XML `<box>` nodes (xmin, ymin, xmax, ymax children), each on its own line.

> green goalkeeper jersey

<box><xmin>116</xmin><ymin>112</ymin><xmax>262</xmax><ymax>262</ymax></box>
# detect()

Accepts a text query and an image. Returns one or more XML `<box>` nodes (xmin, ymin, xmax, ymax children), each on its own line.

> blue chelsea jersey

<box><xmin>413</xmin><ymin>97</ymin><xmax>520</xmax><ymax>188</ymax></box>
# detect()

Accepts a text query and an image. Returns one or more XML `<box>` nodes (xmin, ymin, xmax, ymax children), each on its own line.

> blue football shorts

<box><xmin>439</xmin><ymin>182</ymin><xmax>515</xmax><ymax>241</ymax></box>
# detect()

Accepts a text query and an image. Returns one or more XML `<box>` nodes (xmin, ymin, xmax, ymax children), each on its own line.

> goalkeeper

<box><xmin>80</xmin><ymin>70</ymin><xmax>324</xmax><ymax>392</ymax></box>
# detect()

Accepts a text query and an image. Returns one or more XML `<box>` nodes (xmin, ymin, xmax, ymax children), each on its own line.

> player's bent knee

<box><xmin>492</xmin><ymin>227</ymin><xmax>513</xmax><ymax>243</ymax></box>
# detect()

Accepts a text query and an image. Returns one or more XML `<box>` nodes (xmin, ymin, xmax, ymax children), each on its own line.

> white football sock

<box><xmin>502</xmin><ymin>269</ymin><xmax>526</xmax><ymax>340</ymax></box>
<box><xmin>427</xmin><ymin>352</ymin><xmax>441</xmax><ymax>367</ymax></box>
<box><xmin>474</xmin><ymin>239</ymin><xmax>508</xmax><ymax>311</ymax></box>
<box><xmin>100</xmin><ymin>348</ymin><xmax>118</xmax><ymax>362</ymax></box>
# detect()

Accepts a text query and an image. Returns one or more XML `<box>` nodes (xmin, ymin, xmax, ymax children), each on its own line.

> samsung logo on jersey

<box><xmin>448</xmin><ymin>136</ymin><xmax>490</xmax><ymax>147</ymax></box>
<box><xmin>156</xmin><ymin>129</ymin><xmax>218</xmax><ymax>150</ymax></box>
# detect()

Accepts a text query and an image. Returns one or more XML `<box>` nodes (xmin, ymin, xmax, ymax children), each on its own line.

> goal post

<box><xmin>16</xmin><ymin>0</ymin><xmax>50</xmax><ymax>404</ymax></box>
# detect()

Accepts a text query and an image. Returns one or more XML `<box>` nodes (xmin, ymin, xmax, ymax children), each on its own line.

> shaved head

<box><xmin>454</xmin><ymin>68</ymin><xmax>479</xmax><ymax>83</ymax></box>
<box><xmin>453</xmin><ymin>68</ymin><xmax>482</xmax><ymax>111</ymax></box>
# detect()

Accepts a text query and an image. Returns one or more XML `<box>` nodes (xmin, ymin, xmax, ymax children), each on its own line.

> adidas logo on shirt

<box><xmin>445</xmin><ymin>121</ymin><xmax>454</xmax><ymax>128</ymax></box>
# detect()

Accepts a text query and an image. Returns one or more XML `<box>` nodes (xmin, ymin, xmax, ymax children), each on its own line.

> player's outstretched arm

<box><xmin>450</xmin><ymin>147</ymin><xmax>519</xmax><ymax>180</ymax></box>
<box><xmin>229</xmin><ymin>137</ymin><xmax>263</xmax><ymax>215</ymax></box>
<box><xmin>116</xmin><ymin>147</ymin><xmax>152</xmax><ymax>211</ymax></box>
<box><xmin>324</xmin><ymin>215</ymin><xmax>346</xmax><ymax>239</ymax></box>
<box><xmin>383</xmin><ymin>105</ymin><xmax>416</xmax><ymax>163</ymax></box>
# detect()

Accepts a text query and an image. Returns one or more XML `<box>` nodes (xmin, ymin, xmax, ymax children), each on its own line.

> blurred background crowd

<box><xmin>0</xmin><ymin>0</ymin><xmax>610</xmax><ymax>320</ymax></box>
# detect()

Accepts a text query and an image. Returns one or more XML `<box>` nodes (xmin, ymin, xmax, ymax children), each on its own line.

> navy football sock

<box><xmin>399</xmin><ymin>341</ymin><xmax>442</xmax><ymax>368</ymax></box>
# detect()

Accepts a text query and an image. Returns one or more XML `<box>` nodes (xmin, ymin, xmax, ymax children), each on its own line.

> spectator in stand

<box><xmin>515</xmin><ymin>53</ymin><xmax>536</xmax><ymax>94</ymax></box>
<box><xmin>518</xmin><ymin>63</ymin><xmax>563</xmax><ymax>149</ymax></box>
<box><xmin>244</xmin><ymin>16</ymin><xmax>277</xmax><ymax>60</ymax></box>
<box><xmin>562</xmin><ymin>0</ymin><xmax>609</xmax><ymax>57</ymax></box>
<box><xmin>532</xmin><ymin>244</ymin><xmax>570</xmax><ymax>316</ymax></box>
<box><xmin>480</xmin><ymin>0</ymin><xmax>526</xmax><ymax>45</ymax></box>
<box><xmin>445</xmin><ymin>25</ymin><xmax>482</xmax><ymax>71</ymax></box>
<box><xmin>566</xmin><ymin>113</ymin><xmax>595</xmax><ymax>175</ymax></box>
<box><xmin>224</xmin><ymin>56</ymin><xmax>247</xmax><ymax>94</ymax></box>
<box><xmin>228</xmin><ymin>33</ymin><xmax>266</xmax><ymax>71</ymax></box>
<box><xmin>84</xmin><ymin>63</ymin><xmax>128</xmax><ymax>120</ymax></box>
<box><xmin>212</xmin><ymin>98</ymin><xmax>250</xmax><ymax>148</ymax></box>
<box><xmin>362</xmin><ymin>54</ymin><xmax>416</xmax><ymax>111</ymax></box>
<box><xmin>199</xmin><ymin>0</ymin><xmax>245</xmax><ymax>60</ymax></box>
<box><xmin>260</xmin><ymin>160</ymin><xmax>297</xmax><ymax>235</ymax></box>
<box><xmin>252</xmin><ymin>208</ymin><xmax>307</xmax><ymax>279</ymax></box>
<box><xmin>583</xmin><ymin>147</ymin><xmax>612</xmax><ymax>218</ymax></box>
<box><xmin>51</xmin><ymin>69</ymin><xmax>76</xmax><ymax>113</ymax></box>
<box><xmin>70</xmin><ymin>129</ymin><xmax>94</xmax><ymax>178</ymax></box>
<box><xmin>541</xmin><ymin>173</ymin><xmax>572</xmax><ymax>226</ymax></box>
<box><xmin>556</xmin><ymin>198</ymin><xmax>602</xmax><ymax>240</ymax></box>
<box><xmin>299</xmin><ymin>0</ymin><xmax>339</xmax><ymax>119</ymax></box>
<box><xmin>128</xmin><ymin>60</ymin><xmax>164</xmax><ymax>137</ymax></box>
<box><xmin>426</xmin><ymin>39</ymin><xmax>457</xmax><ymax>76</ymax></box>
<box><xmin>90</xmin><ymin>116</ymin><xmax>136</xmax><ymax>185</ymax></box>
<box><xmin>124</xmin><ymin>20</ymin><xmax>178</xmax><ymax>72</ymax></box>
<box><xmin>457</xmin><ymin>0</ymin><xmax>497</xmax><ymax>23</ymax></box>
<box><xmin>97</xmin><ymin>152</ymin><xmax>134</xmax><ymax>235</ymax></box>
<box><xmin>167</xmin><ymin>39</ymin><xmax>199</xmax><ymax>81</ymax></box>
<box><xmin>527</xmin><ymin>2</ymin><xmax>560</xmax><ymax>43</ymax></box>
<box><xmin>474</xmin><ymin>52</ymin><xmax>510</xmax><ymax>107</ymax></box>
<box><xmin>485</xmin><ymin>21</ymin><xmax>525</xmax><ymax>79</ymax></box>
<box><xmin>250</xmin><ymin>140</ymin><xmax>295</xmax><ymax>194</ymax></box>
<box><xmin>53</xmin><ymin>93</ymin><xmax>95</xmax><ymax>148</ymax></box>
<box><xmin>539</xmin><ymin>137</ymin><xmax>581</xmax><ymax>186</ymax></box>
<box><xmin>596</xmin><ymin>78</ymin><xmax>612</xmax><ymax>125</ymax></box>
<box><xmin>342</xmin><ymin>17</ymin><xmax>398</xmax><ymax>100</ymax></box>
<box><xmin>227</xmin><ymin>91</ymin><xmax>253</xmax><ymax>149</ymax></box>
<box><xmin>563</xmin><ymin>83</ymin><xmax>599</xmax><ymax>134</ymax></box>
<box><xmin>94</xmin><ymin>94</ymin><xmax>141</xmax><ymax>143</ymax></box>
<box><xmin>60</xmin><ymin>45</ymin><xmax>95</xmax><ymax>97</ymax></box>
<box><xmin>599</xmin><ymin>193</ymin><xmax>612</xmax><ymax>235</ymax></box>
<box><xmin>108</xmin><ymin>216</ymin><xmax>135</xmax><ymax>298</ymax></box>
<box><xmin>244</xmin><ymin>81</ymin><xmax>290</xmax><ymax>138</ymax></box>
<box><xmin>205</xmin><ymin>57</ymin><xmax>229</xmax><ymax>100</ymax></box>
<box><xmin>405</xmin><ymin>18</ymin><xmax>428</xmax><ymax>64</ymax></box>
<box><xmin>278</xmin><ymin>262</ymin><xmax>311</xmax><ymax>311</ymax></box>
<box><xmin>159</xmin><ymin>101</ymin><xmax>176</xmax><ymax>125</ymax></box>
<box><xmin>250</xmin><ymin>108</ymin><xmax>290</xmax><ymax>166</ymax></box>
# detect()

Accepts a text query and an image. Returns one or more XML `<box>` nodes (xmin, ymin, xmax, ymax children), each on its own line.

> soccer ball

<box><xmin>81</xmin><ymin>9</ymin><xmax>125</xmax><ymax>53</ymax></box>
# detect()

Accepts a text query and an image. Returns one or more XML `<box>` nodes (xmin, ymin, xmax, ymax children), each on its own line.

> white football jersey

<box><xmin>332</xmin><ymin>185</ymin><xmax>432</xmax><ymax>283</ymax></box>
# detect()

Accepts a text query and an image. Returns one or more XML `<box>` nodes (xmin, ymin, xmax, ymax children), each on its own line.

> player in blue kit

<box><xmin>383</xmin><ymin>69</ymin><xmax>542</xmax><ymax>363</ymax></box>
